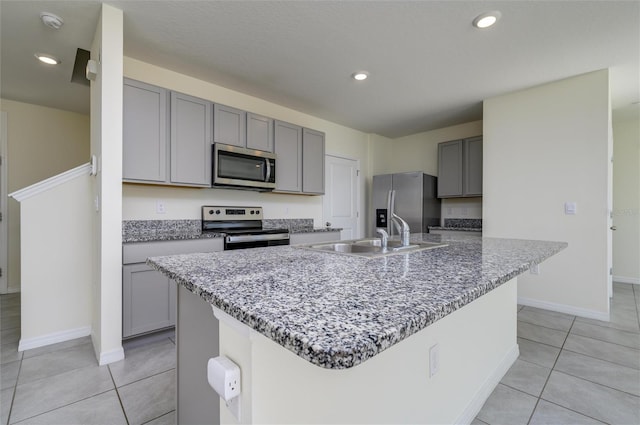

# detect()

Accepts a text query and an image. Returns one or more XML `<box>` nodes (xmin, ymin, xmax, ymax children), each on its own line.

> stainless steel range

<box><xmin>202</xmin><ymin>206</ymin><xmax>290</xmax><ymax>250</ymax></box>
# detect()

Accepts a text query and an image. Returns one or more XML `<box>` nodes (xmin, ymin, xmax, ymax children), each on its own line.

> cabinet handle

<box><xmin>326</xmin><ymin>222</ymin><xmax>331</xmax><ymax>227</ymax></box>
<box><xmin>610</xmin><ymin>226</ymin><xmax>617</xmax><ymax>231</ymax></box>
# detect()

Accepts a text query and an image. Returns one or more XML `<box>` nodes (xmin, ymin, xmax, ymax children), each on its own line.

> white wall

<box><xmin>123</xmin><ymin>58</ymin><xmax>371</xmax><ymax>236</ymax></box>
<box><xmin>0</xmin><ymin>99</ymin><xmax>89</xmax><ymax>292</ymax></box>
<box><xmin>483</xmin><ymin>70</ymin><xmax>611</xmax><ymax>318</ymax></box>
<box><xmin>90</xmin><ymin>4</ymin><xmax>124</xmax><ymax>365</ymax></box>
<box><xmin>612</xmin><ymin>115</ymin><xmax>640</xmax><ymax>283</ymax></box>
<box><xmin>15</xmin><ymin>169</ymin><xmax>92</xmax><ymax>349</ymax></box>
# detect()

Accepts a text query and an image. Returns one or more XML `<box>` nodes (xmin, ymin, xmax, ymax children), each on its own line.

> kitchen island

<box><xmin>148</xmin><ymin>233</ymin><xmax>566</xmax><ymax>424</ymax></box>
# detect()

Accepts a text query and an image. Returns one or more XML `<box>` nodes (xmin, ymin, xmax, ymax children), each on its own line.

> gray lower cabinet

<box><xmin>122</xmin><ymin>238</ymin><xmax>223</xmax><ymax>339</ymax></box>
<box><xmin>122</xmin><ymin>264</ymin><xmax>176</xmax><ymax>338</ymax></box>
<box><xmin>123</xmin><ymin>78</ymin><xmax>169</xmax><ymax>183</ymax></box>
<box><xmin>213</xmin><ymin>103</ymin><xmax>247</xmax><ymax>147</ymax></box>
<box><xmin>290</xmin><ymin>231</ymin><xmax>340</xmax><ymax>245</ymax></box>
<box><xmin>437</xmin><ymin>136</ymin><xmax>482</xmax><ymax>198</ymax></box>
<box><xmin>274</xmin><ymin>121</ymin><xmax>325</xmax><ymax>195</ymax></box>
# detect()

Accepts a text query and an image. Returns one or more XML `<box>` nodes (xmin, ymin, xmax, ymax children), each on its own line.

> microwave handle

<box><xmin>265</xmin><ymin>158</ymin><xmax>272</xmax><ymax>183</ymax></box>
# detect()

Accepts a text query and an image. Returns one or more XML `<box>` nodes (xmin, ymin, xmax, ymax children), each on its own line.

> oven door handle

<box><xmin>226</xmin><ymin>233</ymin><xmax>289</xmax><ymax>243</ymax></box>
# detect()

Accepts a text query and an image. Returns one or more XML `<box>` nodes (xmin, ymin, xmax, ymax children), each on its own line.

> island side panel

<box><xmin>177</xmin><ymin>284</ymin><xmax>220</xmax><ymax>424</ymax></box>
<box><xmin>218</xmin><ymin>278</ymin><xmax>519</xmax><ymax>424</ymax></box>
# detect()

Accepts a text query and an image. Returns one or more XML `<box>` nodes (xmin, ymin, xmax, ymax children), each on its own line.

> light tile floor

<box><xmin>475</xmin><ymin>282</ymin><xmax>640</xmax><ymax>425</ymax></box>
<box><xmin>1</xmin><ymin>283</ymin><xmax>639</xmax><ymax>424</ymax></box>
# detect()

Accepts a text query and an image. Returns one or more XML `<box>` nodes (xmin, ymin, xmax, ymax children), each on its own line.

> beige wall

<box><xmin>483</xmin><ymin>70</ymin><xmax>611</xmax><ymax>318</ymax></box>
<box><xmin>18</xmin><ymin>171</ymin><xmax>93</xmax><ymax>348</ymax></box>
<box><xmin>123</xmin><ymin>57</ymin><xmax>371</xmax><ymax>237</ymax></box>
<box><xmin>1</xmin><ymin>99</ymin><xmax>89</xmax><ymax>292</ymax></box>
<box><xmin>612</xmin><ymin>115</ymin><xmax>640</xmax><ymax>283</ymax></box>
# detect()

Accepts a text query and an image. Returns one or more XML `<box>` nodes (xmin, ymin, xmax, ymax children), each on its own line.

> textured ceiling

<box><xmin>2</xmin><ymin>1</ymin><xmax>638</xmax><ymax>138</ymax></box>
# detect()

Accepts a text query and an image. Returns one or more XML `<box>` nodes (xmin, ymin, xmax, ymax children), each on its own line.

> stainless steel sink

<box><xmin>296</xmin><ymin>238</ymin><xmax>447</xmax><ymax>258</ymax></box>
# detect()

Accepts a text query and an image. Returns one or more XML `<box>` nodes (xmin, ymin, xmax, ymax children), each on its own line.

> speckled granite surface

<box><xmin>123</xmin><ymin>220</ymin><xmax>223</xmax><ymax>243</ymax></box>
<box><xmin>147</xmin><ymin>233</ymin><xmax>566</xmax><ymax>370</ymax></box>
<box><xmin>264</xmin><ymin>218</ymin><xmax>342</xmax><ymax>233</ymax></box>
<box><xmin>429</xmin><ymin>218</ymin><xmax>482</xmax><ymax>232</ymax></box>
<box><xmin>124</xmin><ymin>219</ymin><xmax>340</xmax><ymax>243</ymax></box>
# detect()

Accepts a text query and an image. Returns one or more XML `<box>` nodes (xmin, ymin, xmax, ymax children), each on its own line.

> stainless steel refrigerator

<box><xmin>371</xmin><ymin>171</ymin><xmax>441</xmax><ymax>236</ymax></box>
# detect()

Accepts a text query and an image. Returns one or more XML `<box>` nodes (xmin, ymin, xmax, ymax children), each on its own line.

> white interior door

<box><xmin>0</xmin><ymin>112</ymin><xmax>7</xmax><ymax>294</ymax></box>
<box><xmin>323</xmin><ymin>155</ymin><xmax>359</xmax><ymax>240</ymax></box>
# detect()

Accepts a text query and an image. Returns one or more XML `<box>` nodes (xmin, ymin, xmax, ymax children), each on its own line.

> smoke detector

<box><xmin>40</xmin><ymin>12</ymin><xmax>64</xmax><ymax>30</ymax></box>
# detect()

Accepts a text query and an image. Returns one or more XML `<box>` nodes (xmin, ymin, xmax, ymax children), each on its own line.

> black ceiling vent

<box><xmin>71</xmin><ymin>48</ymin><xmax>90</xmax><ymax>86</ymax></box>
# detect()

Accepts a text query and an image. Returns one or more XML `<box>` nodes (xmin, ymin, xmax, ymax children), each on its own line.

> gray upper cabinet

<box><xmin>123</xmin><ymin>78</ymin><xmax>169</xmax><ymax>183</ymax></box>
<box><xmin>170</xmin><ymin>92</ymin><xmax>212</xmax><ymax>186</ymax></box>
<box><xmin>437</xmin><ymin>136</ymin><xmax>482</xmax><ymax>198</ymax></box>
<box><xmin>274</xmin><ymin>120</ymin><xmax>303</xmax><ymax>193</ymax></box>
<box><xmin>213</xmin><ymin>104</ymin><xmax>247</xmax><ymax>147</ymax></box>
<box><xmin>302</xmin><ymin>128</ymin><xmax>325</xmax><ymax>194</ymax></box>
<box><xmin>463</xmin><ymin>136</ymin><xmax>483</xmax><ymax>196</ymax></box>
<box><xmin>437</xmin><ymin>140</ymin><xmax>463</xmax><ymax>197</ymax></box>
<box><xmin>247</xmin><ymin>113</ymin><xmax>274</xmax><ymax>152</ymax></box>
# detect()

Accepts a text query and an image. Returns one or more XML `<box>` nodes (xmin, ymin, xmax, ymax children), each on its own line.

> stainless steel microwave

<box><xmin>212</xmin><ymin>143</ymin><xmax>276</xmax><ymax>191</ymax></box>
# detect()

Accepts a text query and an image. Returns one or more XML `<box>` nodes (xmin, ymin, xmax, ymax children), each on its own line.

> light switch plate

<box><xmin>564</xmin><ymin>202</ymin><xmax>577</xmax><ymax>215</ymax></box>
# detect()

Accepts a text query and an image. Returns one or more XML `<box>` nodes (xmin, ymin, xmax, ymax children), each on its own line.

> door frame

<box><xmin>0</xmin><ymin>112</ymin><xmax>8</xmax><ymax>293</ymax></box>
<box><xmin>322</xmin><ymin>154</ymin><xmax>361</xmax><ymax>239</ymax></box>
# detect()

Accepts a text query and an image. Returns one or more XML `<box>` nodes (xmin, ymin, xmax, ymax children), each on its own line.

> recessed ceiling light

<box><xmin>35</xmin><ymin>53</ymin><xmax>60</xmax><ymax>65</ymax></box>
<box><xmin>352</xmin><ymin>71</ymin><xmax>369</xmax><ymax>81</ymax></box>
<box><xmin>473</xmin><ymin>11</ymin><xmax>501</xmax><ymax>29</ymax></box>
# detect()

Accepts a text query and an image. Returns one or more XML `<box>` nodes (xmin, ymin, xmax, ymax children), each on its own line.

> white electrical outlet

<box><xmin>156</xmin><ymin>201</ymin><xmax>166</xmax><ymax>214</ymax></box>
<box><xmin>429</xmin><ymin>344</ymin><xmax>440</xmax><ymax>377</ymax></box>
<box><xmin>530</xmin><ymin>264</ymin><xmax>540</xmax><ymax>275</ymax></box>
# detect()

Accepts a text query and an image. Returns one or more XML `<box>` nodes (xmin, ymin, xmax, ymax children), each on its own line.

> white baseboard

<box><xmin>18</xmin><ymin>326</ymin><xmax>91</xmax><ymax>352</ymax></box>
<box><xmin>98</xmin><ymin>346</ymin><xmax>124</xmax><ymax>365</ymax></box>
<box><xmin>613</xmin><ymin>275</ymin><xmax>640</xmax><ymax>285</ymax></box>
<box><xmin>518</xmin><ymin>296</ymin><xmax>610</xmax><ymax>321</ymax></box>
<box><xmin>455</xmin><ymin>344</ymin><xmax>520</xmax><ymax>425</ymax></box>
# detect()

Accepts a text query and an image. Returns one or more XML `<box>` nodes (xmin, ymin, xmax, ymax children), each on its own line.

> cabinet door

<box><xmin>247</xmin><ymin>113</ymin><xmax>274</xmax><ymax>152</ymax></box>
<box><xmin>170</xmin><ymin>92</ymin><xmax>212</xmax><ymax>186</ymax></box>
<box><xmin>123</xmin><ymin>79</ymin><xmax>169</xmax><ymax>183</ymax></box>
<box><xmin>302</xmin><ymin>128</ymin><xmax>325</xmax><ymax>194</ymax></box>
<box><xmin>274</xmin><ymin>120</ymin><xmax>302</xmax><ymax>192</ymax></box>
<box><xmin>214</xmin><ymin>104</ymin><xmax>247</xmax><ymax>147</ymax></box>
<box><xmin>463</xmin><ymin>136</ymin><xmax>483</xmax><ymax>196</ymax></box>
<box><xmin>290</xmin><ymin>231</ymin><xmax>340</xmax><ymax>245</ymax></box>
<box><xmin>437</xmin><ymin>139</ymin><xmax>463</xmax><ymax>198</ymax></box>
<box><xmin>123</xmin><ymin>263</ymin><xmax>176</xmax><ymax>338</ymax></box>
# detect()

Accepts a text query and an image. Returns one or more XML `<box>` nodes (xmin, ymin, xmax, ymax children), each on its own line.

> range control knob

<box><xmin>250</xmin><ymin>210</ymin><xmax>255</xmax><ymax>215</ymax></box>
<box><xmin>215</xmin><ymin>210</ymin><xmax>221</xmax><ymax>215</ymax></box>
<box><xmin>255</xmin><ymin>210</ymin><xmax>260</xmax><ymax>215</ymax></box>
<box><xmin>209</xmin><ymin>209</ymin><xmax>214</xmax><ymax>215</ymax></box>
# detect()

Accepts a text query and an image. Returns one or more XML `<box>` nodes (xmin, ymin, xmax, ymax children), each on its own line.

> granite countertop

<box><xmin>147</xmin><ymin>233</ymin><xmax>567</xmax><ymax>370</ymax></box>
<box><xmin>428</xmin><ymin>226</ymin><xmax>482</xmax><ymax>232</ymax></box>
<box><xmin>122</xmin><ymin>219</ymin><xmax>341</xmax><ymax>243</ymax></box>
<box><xmin>428</xmin><ymin>218</ymin><xmax>482</xmax><ymax>233</ymax></box>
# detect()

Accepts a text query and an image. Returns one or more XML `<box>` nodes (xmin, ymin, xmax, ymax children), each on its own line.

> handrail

<box><xmin>9</xmin><ymin>162</ymin><xmax>91</xmax><ymax>202</ymax></box>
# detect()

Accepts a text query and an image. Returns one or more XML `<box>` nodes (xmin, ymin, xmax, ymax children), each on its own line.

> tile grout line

<box><xmin>5</xmin><ymin>356</ymin><xmax>21</xmax><ymax>425</ymax></box>
<box><xmin>108</xmin><ymin>364</ymin><xmax>130</xmax><ymax>425</ymax></box>
<box><xmin>525</xmin><ymin>314</ymin><xmax>575</xmax><ymax>425</ymax></box>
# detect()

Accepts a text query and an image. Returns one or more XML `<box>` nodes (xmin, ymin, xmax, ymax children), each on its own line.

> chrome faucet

<box><xmin>376</xmin><ymin>228</ymin><xmax>389</xmax><ymax>251</ymax></box>
<box><xmin>387</xmin><ymin>190</ymin><xmax>411</xmax><ymax>247</ymax></box>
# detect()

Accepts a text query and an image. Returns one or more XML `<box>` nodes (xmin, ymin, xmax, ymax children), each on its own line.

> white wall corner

<box><xmin>98</xmin><ymin>346</ymin><xmax>125</xmax><ymax>366</ymax></box>
<box><xmin>18</xmin><ymin>326</ymin><xmax>91</xmax><ymax>352</ymax></box>
<box><xmin>613</xmin><ymin>276</ymin><xmax>640</xmax><ymax>285</ymax></box>
<box><xmin>517</xmin><ymin>296</ymin><xmax>610</xmax><ymax>322</ymax></box>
